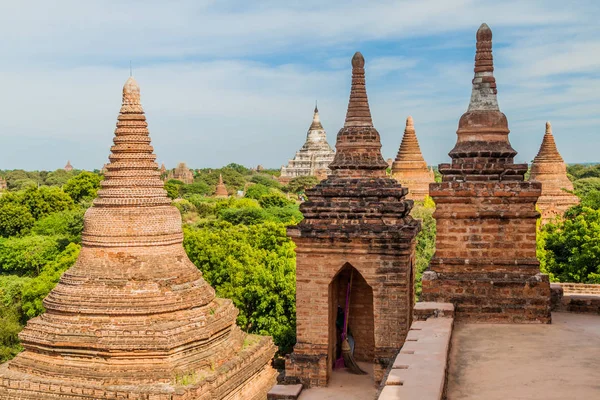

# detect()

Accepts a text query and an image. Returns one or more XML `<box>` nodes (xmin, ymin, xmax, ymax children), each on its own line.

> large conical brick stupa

<box><xmin>421</xmin><ymin>24</ymin><xmax>551</xmax><ymax>323</ymax></box>
<box><xmin>391</xmin><ymin>116</ymin><xmax>435</xmax><ymax>201</ymax></box>
<box><xmin>286</xmin><ymin>53</ymin><xmax>420</xmax><ymax>387</ymax></box>
<box><xmin>0</xmin><ymin>77</ymin><xmax>277</xmax><ymax>400</ymax></box>
<box><xmin>529</xmin><ymin>122</ymin><xmax>579</xmax><ymax>223</ymax></box>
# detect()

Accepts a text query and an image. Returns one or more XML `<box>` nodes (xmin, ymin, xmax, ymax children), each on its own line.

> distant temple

<box><xmin>421</xmin><ymin>24</ymin><xmax>551</xmax><ymax>323</ymax></box>
<box><xmin>64</xmin><ymin>160</ymin><xmax>73</xmax><ymax>172</ymax></box>
<box><xmin>529</xmin><ymin>122</ymin><xmax>579</xmax><ymax>222</ymax></box>
<box><xmin>280</xmin><ymin>106</ymin><xmax>335</xmax><ymax>182</ymax></box>
<box><xmin>214</xmin><ymin>174</ymin><xmax>229</xmax><ymax>197</ymax></box>
<box><xmin>167</xmin><ymin>162</ymin><xmax>194</xmax><ymax>184</ymax></box>
<box><xmin>391</xmin><ymin>116</ymin><xmax>435</xmax><ymax>201</ymax></box>
<box><xmin>0</xmin><ymin>177</ymin><xmax>7</xmax><ymax>190</ymax></box>
<box><xmin>0</xmin><ymin>77</ymin><xmax>277</xmax><ymax>399</ymax></box>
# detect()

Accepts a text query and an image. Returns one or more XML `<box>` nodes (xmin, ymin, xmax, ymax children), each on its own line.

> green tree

<box><xmin>0</xmin><ymin>236</ymin><xmax>62</xmax><ymax>276</ymax></box>
<box><xmin>285</xmin><ymin>176</ymin><xmax>319</xmax><ymax>194</ymax></box>
<box><xmin>573</xmin><ymin>177</ymin><xmax>600</xmax><ymax>197</ymax></box>
<box><xmin>0</xmin><ymin>203</ymin><xmax>35</xmax><ymax>237</ymax></box>
<box><xmin>259</xmin><ymin>193</ymin><xmax>295</xmax><ymax>209</ymax></box>
<box><xmin>412</xmin><ymin>197</ymin><xmax>436</xmax><ymax>298</ymax></box>
<box><xmin>20</xmin><ymin>243</ymin><xmax>81</xmax><ymax>318</ymax></box>
<box><xmin>45</xmin><ymin>169</ymin><xmax>75</xmax><ymax>186</ymax></box>
<box><xmin>181</xmin><ymin>182</ymin><xmax>211</xmax><ymax>196</ymax></box>
<box><xmin>183</xmin><ymin>221</ymin><xmax>296</xmax><ymax>353</ymax></box>
<box><xmin>265</xmin><ymin>205</ymin><xmax>303</xmax><ymax>225</ymax></box>
<box><xmin>32</xmin><ymin>208</ymin><xmax>85</xmax><ymax>243</ymax></box>
<box><xmin>164</xmin><ymin>181</ymin><xmax>182</xmax><ymax>199</ymax></box>
<box><xmin>250</xmin><ymin>175</ymin><xmax>282</xmax><ymax>189</ymax></box>
<box><xmin>219</xmin><ymin>207</ymin><xmax>272</xmax><ymax>225</ymax></box>
<box><xmin>63</xmin><ymin>171</ymin><xmax>102</xmax><ymax>202</ymax></box>
<box><xmin>245</xmin><ymin>184</ymin><xmax>271</xmax><ymax>200</ymax></box>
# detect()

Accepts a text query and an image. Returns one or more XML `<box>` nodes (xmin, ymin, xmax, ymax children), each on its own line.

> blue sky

<box><xmin>0</xmin><ymin>0</ymin><xmax>598</xmax><ymax>171</ymax></box>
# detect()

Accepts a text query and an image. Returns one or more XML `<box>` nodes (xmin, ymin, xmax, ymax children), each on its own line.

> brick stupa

<box><xmin>214</xmin><ymin>174</ymin><xmax>229</xmax><ymax>198</ymax></box>
<box><xmin>421</xmin><ymin>24</ymin><xmax>551</xmax><ymax>323</ymax></box>
<box><xmin>391</xmin><ymin>116</ymin><xmax>435</xmax><ymax>201</ymax></box>
<box><xmin>286</xmin><ymin>52</ymin><xmax>420</xmax><ymax>387</ymax></box>
<box><xmin>280</xmin><ymin>105</ymin><xmax>335</xmax><ymax>182</ymax></box>
<box><xmin>530</xmin><ymin>122</ymin><xmax>579</xmax><ymax>223</ymax></box>
<box><xmin>63</xmin><ymin>160</ymin><xmax>73</xmax><ymax>172</ymax></box>
<box><xmin>0</xmin><ymin>77</ymin><xmax>277</xmax><ymax>400</ymax></box>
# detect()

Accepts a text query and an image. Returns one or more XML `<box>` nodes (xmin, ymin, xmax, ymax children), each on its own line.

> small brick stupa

<box><xmin>530</xmin><ymin>122</ymin><xmax>579</xmax><ymax>223</ymax></box>
<box><xmin>280</xmin><ymin>105</ymin><xmax>335</xmax><ymax>182</ymax></box>
<box><xmin>0</xmin><ymin>77</ymin><xmax>277</xmax><ymax>400</ymax></box>
<box><xmin>421</xmin><ymin>24</ymin><xmax>551</xmax><ymax>323</ymax></box>
<box><xmin>63</xmin><ymin>160</ymin><xmax>73</xmax><ymax>172</ymax></box>
<box><xmin>168</xmin><ymin>162</ymin><xmax>194</xmax><ymax>184</ymax></box>
<box><xmin>0</xmin><ymin>177</ymin><xmax>7</xmax><ymax>190</ymax></box>
<box><xmin>286</xmin><ymin>52</ymin><xmax>420</xmax><ymax>387</ymax></box>
<box><xmin>391</xmin><ymin>116</ymin><xmax>435</xmax><ymax>201</ymax></box>
<box><xmin>214</xmin><ymin>174</ymin><xmax>229</xmax><ymax>198</ymax></box>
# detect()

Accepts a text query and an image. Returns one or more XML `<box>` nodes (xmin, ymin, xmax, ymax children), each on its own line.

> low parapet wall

<box><xmin>378</xmin><ymin>302</ymin><xmax>454</xmax><ymax>400</ymax></box>
<box><xmin>551</xmin><ymin>283</ymin><xmax>600</xmax><ymax>314</ymax></box>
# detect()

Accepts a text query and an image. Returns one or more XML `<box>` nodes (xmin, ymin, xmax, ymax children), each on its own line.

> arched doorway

<box><xmin>328</xmin><ymin>263</ymin><xmax>375</xmax><ymax>375</ymax></box>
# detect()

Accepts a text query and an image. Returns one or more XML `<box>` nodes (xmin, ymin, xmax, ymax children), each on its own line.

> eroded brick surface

<box><xmin>420</xmin><ymin>24</ymin><xmax>551</xmax><ymax>324</ymax></box>
<box><xmin>0</xmin><ymin>77</ymin><xmax>276</xmax><ymax>399</ymax></box>
<box><xmin>285</xmin><ymin>53</ymin><xmax>420</xmax><ymax>388</ymax></box>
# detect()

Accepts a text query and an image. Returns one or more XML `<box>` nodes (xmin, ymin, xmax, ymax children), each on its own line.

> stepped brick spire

<box><xmin>0</xmin><ymin>77</ymin><xmax>276</xmax><ymax>399</ymax></box>
<box><xmin>448</xmin><ymin>23</ymin><xmax>518</xmax><ymax>173</ymax></box>
<box><xmin>328</xmin><ymin>52</ymin><xmax>388</xmax><ymax>177</ymax></box>
<box><xmin>280</xmin><ymin>105</ymin><xmax>335</xmax><ymax>182</ymax></box>
<box><xmin>421</xmin><ymin>24</ymin><xmax>551</xmax><ymax>324</ymax></box>
<box><xmin>215</xmin><ymin>173</ymin><xmax>229</xmax><ymax>197</ymax></box>
<box><xmin>64</xmin><ymin>160</ymin><xmax>73</xmax><ymax>171</ymax></box>
<box><xmin>391</xmin><ymin>116</ymin><xmax>434</xmax><ymax>201</ymax></box>
<box><xmin>286</xmin><ymin>52</ymin><xmax>420</xmax><ymax>387</ymax></box>
<box><xmin>530</xmin><ymin>122</ymin><xmax>579</xmax><ymax>222</ymax></box>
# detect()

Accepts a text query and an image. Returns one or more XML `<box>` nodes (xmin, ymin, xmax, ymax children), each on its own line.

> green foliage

<box><xmin>173</xmin><ymin>199</ymin><xmax>197</xmax><ymax>215</ymax></box>
<box><xmin>258</xmin><ymin>193</ymin><xmax>295</xmax><ymax>209</ymax></box>
<box><xmin>250</xmin><ymin>175</ymin><xmax>282</xmax><ymax>189</ymax></box>
<box><xmin>244</xmin><ymin>184</ymin><xmax>271</xmax><ymax>200</ymax></box>
<box><xmin>412</xmin><ymin>197</ymin><xmax>436</xmax><ymax>299</ymax></box>
<box><xmin>219</xmin><ymin>207</ymin><xmax>271</xmax><ymax>225</ymax></box>
<box><xmin>285</xmin><ymin>176</ymin><xmax>319</xmax><ymax>194</ymax></box>
<box><xmin>181</xmin><ymin>182</ymin><xmax>211</xmax><ymax>196</ymax></box>
<box><xmin>0</xmin><ymin>235</ymin><xmax>63</xmax><ymax>276</ymax></box>
<box><xmin>0</xmin><ymin>203</ymin><xmax>35</xmax><ymax>237</ymax></box>
<box><xmin>185</xmin><ymin>195</ymin><xmax>218</xmax><ymax>218</ymax></box>
<box><xmin>10</xmin><ymin>179</ymin><xmax>37</xmax><ymax>191</ymax></box>
<box><xmin>567</xmin><ymin>164</ymin><xmax>600</xmax><ymax>180</ymax></box>
<box><xmin>45</xmin><ymin>169</ymin><xmax>75</xmax><ymax>186</ymax></box>
<box><xmin>540</xmin><ymin>205</ymin><xmax>600</xmax><ymax>283</ymax></box>
<box><xmin>164</xmin><ymin>181</ymin><xmax>181</xmax><ymax>199</ymax></box>
<box><xmin>265</xmin><ymin>205</ymin><xmax>303</xmax><ymax>225</ymax></box>
<box><xmin>573</xmin><ymin>177</ymin><xmax>600</xmax><ymax>197</ymax></box>
<box><xmin>63</xmin><ymin>171</ymin><xmax>102</xmax><ymax>202</ymax></box>
<box><xmin>32</xmin><ymin>208</ymin><xmax>85</xmax><ymax>243</ymax></box>
<box><xmin>20</xmin><ymin>243</ymin><xmax>80</xmax><ymax>318</ymax></box>
<box><xmin>183</xmin><ymin>221</ymin><xmax>296</xmax><ymax>353</ymax></box>
<box><xmin>1</xmin><ymin>186</ymin><xmax>75</xmax><ymax>220</ymax></box>
<box><xmin>0</xmin><ymin>302</ymin><xmax>23</xmax><ymax>362</ymax></box>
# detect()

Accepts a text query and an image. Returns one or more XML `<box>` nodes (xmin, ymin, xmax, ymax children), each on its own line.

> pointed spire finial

<box><xmin>314</xmin><ymin>100</ymin><xmax>318</xmax><ymax>113</ymax></box>
<box><xmin>344</xmin><ymin>51</ymin><xmax>373</xmax><ymax>127</ymax></box>
<box><xmin>546</xmin><ymin>121</ymin><xmax>552</xmax><ymax>134</ymax></box>
<box><xmin>406</xmin><ymin>116</ymin><xmax>414</xmax><ymax>128</ymax></box>
<box><xmin>467</xmin><ymin>23</ymin><xmax>498</xmax><ymax>111</ymax></box>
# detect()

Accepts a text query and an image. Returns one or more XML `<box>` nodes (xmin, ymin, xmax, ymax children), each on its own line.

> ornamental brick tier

<box><xmin>0</xmin><ymin>77</ymin><xmax>277</xmax><ymax>400</ymax></box>
<box><xmin>285</xmin><ymin>52</ymin><xmax>421</xmax><ymax>387</ymax></box>
<box><xmin>215</xmin><ymin>174</ymin><xmax>229</xmax><ymax>197</ymax></box>
<box><xmin>280</xmin><ymin>105</ymin><xmax>335</xmax><ymax>182</ymax></box>
<box><xmin>391</xmin><ymin>116</ymin><xmax>435</xmax><ymax>201</ymax></box>
<box><xmin>530</xmin><ymin>122</ymin><xmax>579</xmax><ymax>223</ymax></box>
<box><xmin>168</xmin><ymin>162</ymin><xmax>194</xmax><ymax>184</ymax></box>
<box><xmin>420</xmin><ymin>24</ymin><xmax>551</xmax><ymax>323</ymax></box>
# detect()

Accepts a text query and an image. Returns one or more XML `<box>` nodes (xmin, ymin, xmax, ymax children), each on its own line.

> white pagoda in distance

<box><xmin>280</xmin><ymin>105</ymin><xmax>335</xmax><ymax>182</ymax></box>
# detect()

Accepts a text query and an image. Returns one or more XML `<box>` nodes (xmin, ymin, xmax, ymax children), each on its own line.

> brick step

<box><xmin>268</xmin><ymin>384</ymin><xmax>303</xmax><ymax>399</ymax></box>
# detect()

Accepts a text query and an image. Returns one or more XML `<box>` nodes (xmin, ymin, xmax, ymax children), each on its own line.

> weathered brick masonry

<box><xmin>0</xmin><ymin>77</ymin><xmax>276</xmax><ymax>399</ymax></box>
<box><xmin>285</xmin><ymin>53</ymin><xmax>420</xmax><ymax>387</ymax></box>
<box><xmin>529</xmin><ymin>122</ymin><xmax>579</xmax><ymax>223</ymax></box>
<box><xmin>421</xmin><ymin>24</ymin><xmax>551</xmax><ymax>323</ymax></box>
<box><xmin>391</xmin><ymin>116</ymin><xmax>435</xmax><ymax>201</ymax></box>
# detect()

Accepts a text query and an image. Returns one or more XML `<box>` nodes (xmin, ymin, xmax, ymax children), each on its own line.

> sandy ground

<box><xmin>299</xmin><ymin>362</ymin><xmax>378</xmax><ymax>400</ymax></box>
<box><xmin>447</xmin><ymin>312</ymin><xmax>600</xmax><ymax>400</ymax></box>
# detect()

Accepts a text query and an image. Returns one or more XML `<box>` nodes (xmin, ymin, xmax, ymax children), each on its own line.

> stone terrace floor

<box><xmin>299</xmin><ymin>362</ymin><xmax>377</xmax><ymax>399</ymax></box>
<box><xmin>447</xmin><ymin>312</ymin><xmax>600</xmax><ymax>400</ymax></box>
